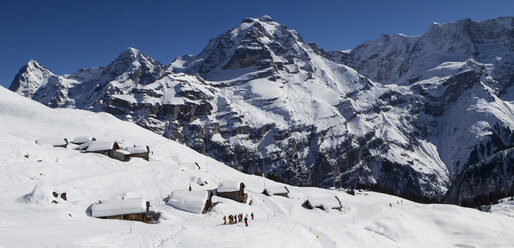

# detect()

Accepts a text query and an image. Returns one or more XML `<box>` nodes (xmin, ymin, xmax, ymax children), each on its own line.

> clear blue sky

<box><xmin>1</xmin><ymin>0</ymin><xmax>512</xmax><ymax>87</ymax></box>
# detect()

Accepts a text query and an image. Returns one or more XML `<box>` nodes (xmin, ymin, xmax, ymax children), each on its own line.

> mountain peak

<box><xmin>8</xmin><ymin>60</ymin><xmax>55</xmax><ymax>97</ymax></box>
<box><xmin>25</xmin><ymin>59</ymin><xmax>45</xmax><ymax>70</ymax></box>
<box><xmin>258</xmin><ymin>15</ymin><xmax>273</xmax><ymax>22</ymax></box>
<box><xmin>117</xmin><ymin>47</ymin><xmax>142</xmax><ymax>61</ymax></box>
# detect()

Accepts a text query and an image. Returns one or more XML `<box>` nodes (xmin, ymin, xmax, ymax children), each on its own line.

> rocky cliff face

<box><xmin>8</xmin><ymin>16</ymin><xmax>514</xmax><ymax>203</ymax></box>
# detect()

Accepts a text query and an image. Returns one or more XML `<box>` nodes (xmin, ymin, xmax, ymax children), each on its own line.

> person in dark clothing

<box><xmin>251</xmin><ymin>212</ymin><xmax>254</xmax><ymax>220</ymax></box>
<box><xmin>244</xmin><ymin>216</ymin><xmax>248</xmax><ymax>227</ymax></box>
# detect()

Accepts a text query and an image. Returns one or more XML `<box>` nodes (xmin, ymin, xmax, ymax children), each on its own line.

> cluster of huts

<box><xmin>36</xmin><ymin>137</ymin><xmax>345</xmax><ymax>225</ymax></box>
<box><xmin>87</xmin><ymin>180</ymin><xmax>344</xmax><ymax>224</ymax></box>
<box><xmin>35</xmin><ymin>136</ymin><xmax>150</xmax><ymax>162</ymax></box>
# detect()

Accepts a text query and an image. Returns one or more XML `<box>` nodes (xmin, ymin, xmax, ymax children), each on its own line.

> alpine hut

<box><xmin>35</xmin><ymin>138</ymin><xmax>69</xmax><ymax>148</ymax></box>
<box><xmin>303</xmin><ymin>196</ymin><xmax>342</xmax><ymax>211</ymax></box>
<box><xmin>166</xmin><ymin>190</ymin><xmax>213</xmax><ymax>214</ymax></box>
<box><xmin>112</xmin><ymin>149</ymin><xmax>131</xmax><ymax>162</ymax></box>
<box><xmin>216</xmin><ymin>181</ymin><xmax>247</xmax><ymax>203</ymax></box>
<box><xmin>86</xmin><ymin>141</ymin><xmax>120</xmax><ymax>158</ymax></box>
<box><xmin>262</xmin><ymin>186</ymin><xmax>290</xmax><ymax>198</ymax></box>
<box><xmin>127</xmin><ymin>146</ymin><xmax>150</xmax><ymax>161</ymax></box>
<box><xmin>71</xmin><ymin>136</ymin><xmax>96</xmax><ymax>145</ymax></box>
<box><xmin>90</xmin><ymin>196</ymin><xmax>152</xmax><ymax>223</ymax></box>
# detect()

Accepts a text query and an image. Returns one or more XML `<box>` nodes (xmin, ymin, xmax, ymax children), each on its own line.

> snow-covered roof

<box><xmin>127</xmin><ymin>146</ymin><xmax>148</xmax><ymax>154</ymax></box>
<box><xmin>115</xmin><ymin>149</ymin><xmax>131</xmax><ymax>155</ymax></box>
<box><xmin>78</xmin><ymin>141</ymin><xmax>92</xmax><ymax>150</ymax></box>
<box><xmin>217</xmin><ymin>181</ymin><xmax>243</xmax><ymax>193</ymax></box>
<box><xmin>87</xmin><ymin>141</ymin><xmax>116</xmax><ymax>152</ymax></box>
<box><xmin>306</xmin><ymin>196</ymin><xmax>341</xmax><ymax>209</ymax></box>
<box><xmin>122</xmin><ymin>192</ymin><xmax>140</xmax><ymax>199</ymax></box>
<box><xmin>264</xmin><ymin>186</ymin><xmax>289</xmax><ymax>195</ymax></box>
<box><xmin>166</xmin><ymin>190</ymin><xmax>210</xmax><ymax>214</ymax></box>
<box><xmin>71</xmin><ymin>136</ymin><xmax>94</xmax><ymax>144</ymax></box>
<box><xmin>35</xmin><ymin>138</ymin><xmax>68</xmax><ymax>147</ymax></box>
<box><xmin>91</xmin><ymin>197</ymin><xmax>147</xmax><ymax>217</ymax></box>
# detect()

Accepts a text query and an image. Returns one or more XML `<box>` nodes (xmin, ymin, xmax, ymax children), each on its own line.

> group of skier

<box><xmin>223</xmin><ymin>212</ymin><xmax>254</xmax><ymax>226</ymax></box>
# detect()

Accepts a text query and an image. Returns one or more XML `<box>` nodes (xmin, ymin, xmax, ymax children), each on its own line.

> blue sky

<box><xmin>0</xmin><ymin>0</ymin><xmax>512</xmax><ymax>87</ymax></box>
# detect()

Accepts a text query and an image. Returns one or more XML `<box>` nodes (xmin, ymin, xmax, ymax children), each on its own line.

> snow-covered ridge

<box><xmin>330</xmin><ymin>16</ymin><xmax>513</xmax><ymax>92</ymax></box>
<box><xmin>0</xmin><ymin>86</ymin><xmax>513</xmax><ymax>247</ymax></box>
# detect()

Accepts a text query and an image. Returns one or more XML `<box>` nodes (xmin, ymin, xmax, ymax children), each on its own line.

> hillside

<box><xmin>0</xmin><ymin>86</ymin><xmax>514</xmax><ymax>247</ymax></box>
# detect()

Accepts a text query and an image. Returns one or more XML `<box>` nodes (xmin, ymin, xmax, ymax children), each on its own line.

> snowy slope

<box><xmin>1</xmin><ymin>86</ymin><xmax>514</xmax><ymax>247</ymax></box>
<box><xmin>484</xmin><ymin>197</ymin><xmax>514</xmax><ymax>218</ymax></box>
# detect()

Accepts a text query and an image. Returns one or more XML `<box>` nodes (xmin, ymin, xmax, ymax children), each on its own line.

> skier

<box><xmin>229</xmin><ymin>215</ymin><xmax>232</xmax><ymax>224</ymax></box>
<box><xmin>251</xmin><ymin>212</ymin><xmax>254</xmax><ymax>220</ymax></box>
<box><xmin>244</xmin><ymin>216</ymin><xmax>248</xmax><ymax>227</ymax></box>
<box><xmin>239</xmin><ymin>214</ymin><xmax>243</xmax><ymax>222</ymax></box>
<box><xmin>223</xmin><ymin>216</ymin><xmax>227</xmax><ymax>224</ymax></box>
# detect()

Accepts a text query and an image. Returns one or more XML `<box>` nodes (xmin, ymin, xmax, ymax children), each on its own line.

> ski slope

<box><xmin>0</xmin><ymin>86</ymin><xmax>513</xmax><ymax>248</ymax></box>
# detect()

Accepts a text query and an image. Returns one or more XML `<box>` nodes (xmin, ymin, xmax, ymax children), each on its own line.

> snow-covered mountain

<box><xmin>328</xmin><ymin>17</ymin><xmax>513</xmax><ymax>90</ymax></box>
<box><xmin>1</xmin><ymin>86</ymin><xmax>513</xmax><ymax>248</ymax></box>
<box><xmin>8</xmin><ymin>16</ymin><xmax>514</xmax><ymax>205</ymax></box>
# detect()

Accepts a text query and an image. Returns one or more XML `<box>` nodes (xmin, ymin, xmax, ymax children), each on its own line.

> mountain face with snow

<box><xmin>329</xmin><ymin>17</ymin><xmax>513</xmax><ymax>89</ymax></box>
<box><xmin>8</xmin><ymin>16</ymin><xmax>514</xmax><ymax>204</ymax></box>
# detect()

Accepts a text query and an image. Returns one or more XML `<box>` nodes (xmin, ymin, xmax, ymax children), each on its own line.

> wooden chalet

<box><xmin>262</xmin><ymin>186</ymin><xmax>290</xmax><ymax>198</ymax></box>
<box><xmin>216</xmin><ymin>181</ymin><xmax>248</xmax><ymax>203</ymax></box>
<box><xmin>35</xmin><ymin>138</ymin><xmax>69</xmax><ymax>148</ymax></box>
<box><xmin>303</xmin><ymin>196</ymin><xmax>342</xmax><ymax>211</ymax></box>
<box><xmin>127</xmin><ymin>146</ymin><xmax>150</xmax><ymax>161</ymax></box>
<box><xmin>86</xmin><ymin>141</ymin><xmax>120</xmax><ymax>158</ymax></box>
<box><xmin>166</xmin><ymin>190</ymin><xmax>213</xmax><ymax>214</ymax></box>
<box><xmin>90</xmin><ymin>197</ymin><xmax>153</xmax><ymax>223</ymax></box>
<box><xmin>112</xmin><ymin>149</ymin><xmax>131</xmax><ymax>162</ymax></box>
<box><xmin>70</xmin><ymin>136</ymin><xmax>96</xmax><ymax>145</ymax></box>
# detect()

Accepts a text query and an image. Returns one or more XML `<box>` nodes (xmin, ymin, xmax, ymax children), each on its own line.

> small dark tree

<box><xmin>346</xmin><ymin>188</ymin><xmax>355</xmax><ymax>196</ymax></box>
<box><xmin>266</xmin><ymin>172</ymin><xmax>285</xmax><ymax>183</ymax></box>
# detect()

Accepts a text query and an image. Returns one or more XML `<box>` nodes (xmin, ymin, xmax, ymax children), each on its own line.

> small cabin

<box><xmin>35</xmin><ymin>138</ymin><xmax>69</xmax><ymax>148</ymax></box>
<box><xmin>166</xmin><ymin>190</ymin><xmax>213</xmax><ymax>214</ymax></box>
<box><xmin>112</xmin><ymin>149</ymin><xmax>131</xmax><ymax>162</ymax></box>
<box><xmin>86</xmin><ymin>141</ymin><xmax>120</xmax><ymax>158</ymax></box>
<box><xmin>216</xmin><ymin>181</ymin><xmax>247</xmax><ymax>203</ymax></box>
<box><xmin>303</xmin><ymin>196</ymin><xmax>342</xmax><ymax>211</ymax></box>
<box><xmin>71</xmin><ymin>136</ymin><xmax>96</xmax><ymax>145</ymax></box>
<box><xmin>90</xmin><ymin>197</ymin><xmax>152</xmax><ymax>223</ymax></box>
<box><xmin>262</xmin><ymin>186</ymin><xmax>290</xmax><ymax>198</ymax></box>
<box><xmin>127</xmin><ymin>146</ymin><xmax>150</xmax><ymax>161</ymax></box>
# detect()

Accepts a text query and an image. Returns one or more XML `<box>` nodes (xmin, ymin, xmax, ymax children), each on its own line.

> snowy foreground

<box><xmin>0</xmin><ymin>86</ymin><xmax>513</xmax><ymax>248</ymax></box>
